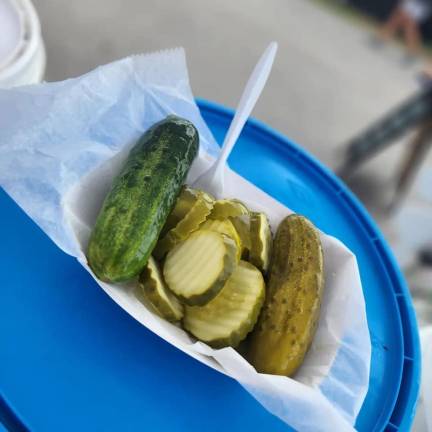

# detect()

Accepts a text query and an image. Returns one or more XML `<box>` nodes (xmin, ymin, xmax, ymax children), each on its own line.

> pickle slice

<box><xmin>200</xmin><ymin>219</ymin><xmax>242</xmax><ymax>261</ymax></box>
<box><xmin>230</xmin><ymin>216</ymin><xmax>251</xmax><ymax>258</ymax></box>
<box><xmin>183</xmin><ymin>261</ymin><xmax>265</xmax><ymax>348</ymax></box>
<box><xmin>160</xmin><ymin>186</ymin><xmax>202</xmax><ymax>236</ymax></box>
<box><xmin>154</xmin><ymin>190</ymin><xmax>214</xmax><ymax>259</ymax></box>
<box><xmin>210</xmin><ymin>199</ymin><xmax>249</xmax><ymax>220</ymax></box>
<box><xmin>249</xmin><ymin>212</ymin><xmax>272</xmax><ymax>273</ymax></box>
<box><xmin>163</xmin><ymin>230</ymin><xmax>238</xmax><ymax>306</ymax></box>
<box><xmin>247</xmin><ymin>214</ymin><xmax>324</xmax><ymax>377</ymax></box>
<box><xmin>139</xmin><ymin>256</ymin><xmax>184</xmax><ymax>322</ymax></box>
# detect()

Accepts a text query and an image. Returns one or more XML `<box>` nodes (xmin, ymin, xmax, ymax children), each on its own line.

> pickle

<box><xmin>163</xmin><ymin>230</ymin><xmax>238</xmax><ymax>306</ymax></box>
<box><xmin>160</xmin><ymin>186</ymin><xmax>202</xmax><ymax>236</ymax></box>
<box><xmin>154</xmin><ymin>190</ymin><xmax>214</xmax><ymax>259</ymax></box>
<box><xmin>210</xmin><ymin>199</ymin><xmax>249</xmax><ymax>219</ymax></box>
<box><xmin>249</xmin><ymin>212</ymin><xmax>272</xmax><ymax>273</ymax></box>
<box><xmin>183</xmin><ymin>261</ymin><xmax>265</xmax><ymax>348</ymax></box>
<box><xmin>139</xmin><ymin>256</ymin><xmax>183</xmax><ymax>322</ymax></box>
<box><xmin>200</xmin><ymin>219</ymin><xmax>242</xmax><ymax>261</ymax></box>
<box><xmin>230</xmin><ymin>216</ymin><xmax>251</xmax><ymax>258</ymax></box>
<box><xmin>247</xmin><ymin>214</ymin><xmax>324</xmax><ymax>377</ymax></box>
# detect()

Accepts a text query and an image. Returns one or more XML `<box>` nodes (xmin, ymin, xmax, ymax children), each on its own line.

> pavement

<box><xmin>35</xmin><ymin>0</ymin><xmax>420</xmax><ymax>163</ymax></box>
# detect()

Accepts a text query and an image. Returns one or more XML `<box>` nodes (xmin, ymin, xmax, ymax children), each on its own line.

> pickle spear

<box><xmin>247</xmin><ymin>214</ymin><xmax>324</xmax><ymax>376</ymax></box>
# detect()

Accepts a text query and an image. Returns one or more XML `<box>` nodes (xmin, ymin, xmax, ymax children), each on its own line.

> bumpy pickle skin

<box><xmin>247</xmin><ymin>214</ymin><xmax>324</xmax><ymax>377</ymax></box>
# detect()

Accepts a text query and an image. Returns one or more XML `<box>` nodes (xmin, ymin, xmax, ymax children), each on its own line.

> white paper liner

<box><xmin>0</xmin><ymin>48</ymin><xmax>371</xmax><ymax>432</ymax></box>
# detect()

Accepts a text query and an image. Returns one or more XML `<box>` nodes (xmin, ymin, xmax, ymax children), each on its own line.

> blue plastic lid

<box><xmin>0</xmin><ymin>99</ymin><xmax>420</xmax><ymax>431</ymax></box>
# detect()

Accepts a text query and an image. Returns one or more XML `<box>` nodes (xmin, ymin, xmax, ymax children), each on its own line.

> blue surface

<box><xmin>0</xmin><ymin>100</ymin><xmax>420</xmax><ymax>431</ymax></box>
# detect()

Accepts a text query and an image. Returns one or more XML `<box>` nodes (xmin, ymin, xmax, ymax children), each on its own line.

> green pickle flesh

<box><xmin>163</xmin><ymin>230</ymin><xmax>238</xmax><ymax>306</ymax></box>
<box><xmin>210</xmin><ymin>199</ymin><xmax>249</xmax><ymax>219</ymax></box>
<box><xmin>139</xmin><ymin>256</ymin><xmax>183</xmax><ymax>322</ymax></box>
<box><xmin>230</xmin><ymin>216</ymin><xmax>251</xmax><ymax>258</ymax></box>
<box><xmin>160</xmin><ymin>186</ymin><xmax>202</xmax><ymax>236</ymax></box>
<box><xmin>184</xmin><ymin>261</ymin><xmax>265</xmax><ymax>348</ymax></box>
<box><xmin>200</xmin><ymin>219</ymin><xmax>243</xmax><ymax>261</ymax></box>
<box><xmin>249</xmin><ymin>212</ymin><xmax>273</xmax><ymax>273</ymax></box>
<box><xmin>153</xmin><ymin>190</ymin><xmax>214</xmax><ymax>259</ymax></box>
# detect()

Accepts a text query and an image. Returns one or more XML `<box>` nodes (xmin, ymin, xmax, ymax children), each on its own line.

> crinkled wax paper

<box><xmin>0</xmin><ymin>48</ymin><xmax>371</xmax><ymax>431</ymax></box>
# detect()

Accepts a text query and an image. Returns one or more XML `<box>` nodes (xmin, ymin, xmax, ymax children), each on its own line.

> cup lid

<box><xmin>0</xmin><ymin>0</ymin><xmax>24</xmax><ymax>70</ymax></box>
<box><xmin>0</xmin><ymin>0</ymin><xmax>40</xmax><ymax>81</ymax></box>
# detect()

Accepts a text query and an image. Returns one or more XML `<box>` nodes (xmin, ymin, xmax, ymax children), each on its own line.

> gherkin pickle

<box><xmin>247</xmin><ymin>214</ymin><xmax>324</xmax><ymax>376</ymax></box>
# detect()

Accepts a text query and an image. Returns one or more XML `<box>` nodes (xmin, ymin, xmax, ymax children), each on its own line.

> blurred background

<box><xmin>1</xmin><ymin>0</ymin><xmax>431</xmax><ymax>428</ymax></box>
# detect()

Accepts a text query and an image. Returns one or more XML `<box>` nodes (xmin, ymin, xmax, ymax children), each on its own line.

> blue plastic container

<box><xmin>0</xmin><ymin>99</ymin><xmax>421</xmax><ymax>431</ymax></box>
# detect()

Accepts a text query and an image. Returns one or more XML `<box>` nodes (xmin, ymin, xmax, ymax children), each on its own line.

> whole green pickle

<box><xmin>87</xmin><ymin>116</ymin><xmax>199</xmax><ymax>282</ymax></box>
<box><xmin>247</xmin><ymin>214</ymin><xmax>324</xmax><ymax>376</ymax></box>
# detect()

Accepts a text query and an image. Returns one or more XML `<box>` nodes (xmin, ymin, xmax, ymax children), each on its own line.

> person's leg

<box><xmin>402</xmin><ymin>14</ymin><xmax>423</xmax><ymax>54</ymax></box>
<box><xmin>379</xmin><ymin>6</ymin><xmax>405</xmax><ymax>41</ymax></box>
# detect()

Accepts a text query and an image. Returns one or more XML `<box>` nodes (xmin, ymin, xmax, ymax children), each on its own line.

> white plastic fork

<box><xmin>193</xmin><ymin>41</ymin><xmax>278</xmax><ymax>197</ymax></box>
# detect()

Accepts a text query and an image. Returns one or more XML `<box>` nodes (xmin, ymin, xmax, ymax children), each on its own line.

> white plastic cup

<box><xmin>0</xmin><ymin>0</ymin><xmax>46</xmax><ymax>88</ymax></box>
